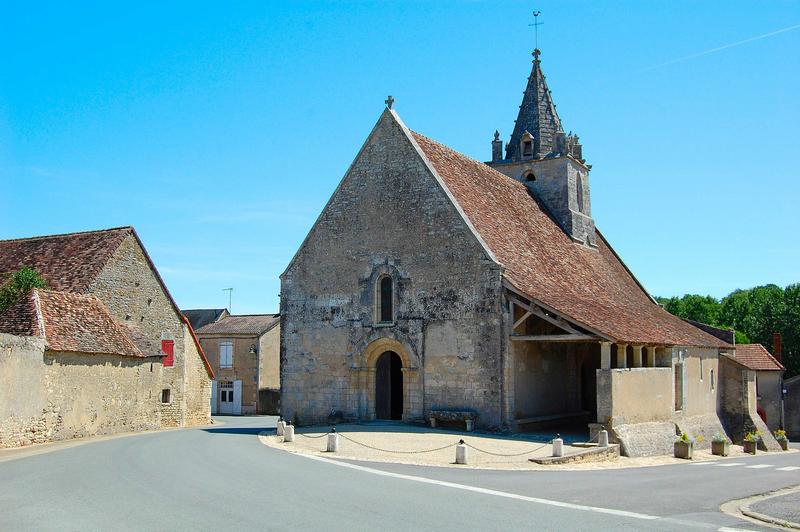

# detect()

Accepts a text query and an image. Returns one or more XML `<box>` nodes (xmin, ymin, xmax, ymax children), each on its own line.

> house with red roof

<box><xmin>732</xmin><ymin>343</ymin><xmax>785</xmax><ymax>431</ymax></box>
<box><xmin>0</xmin><ymin>227</ymin><xmax>213</xmax><ymax>448</ymax></box>
<box><xmin>280</xmin><ymin>46</ymin><xmax>737</xmax><ymax>456</ymax></box>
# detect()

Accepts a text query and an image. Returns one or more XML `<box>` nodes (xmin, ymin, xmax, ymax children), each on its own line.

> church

<box><xmin>280</xmin><ymin>46</ymin><xmax>735</xmax><ymax>456</ymax></box>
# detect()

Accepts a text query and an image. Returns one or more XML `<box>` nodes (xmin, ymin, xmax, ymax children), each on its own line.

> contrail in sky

<box><xmin>641</xmin><ymin>23</ymin><xmax>800</xmax><ymax>72</ymax></box>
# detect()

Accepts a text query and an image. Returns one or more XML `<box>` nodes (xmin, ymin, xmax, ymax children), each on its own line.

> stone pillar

<box><xmin>598</xmin><ymin>429</ymin><xmax>609</xmax><ymax>448</ymax></box>
<box><xmin>327</xmin><ymin>430</ymin><xmax>339</xmax><ymax>452</ymax></box>
<box><xmin>552</xmin><ymin>436</ymin><xmax>564</xmax><ymax>457</ymax></box>
<box><xmin>616</xmin><ymin>344</ymin><xmax>628</xmax><ymax>369</ymax></box>
<box><xmin>456</xmin><ymin>440</ymin><xmax>468</xmax><ymax>465</ymax></box>
<box><xmin>632</xmin><ymin>345</ymin><xmax>643</xmax><ymax>368</ymax></box>
<box><xmin>283</xmin><ymin>424</ymin><xmax>294</xmax><ymax>442</ymax></box>
<box><xmin>276</xmin><ymin>419</ymin><xmax>285</xmax><ymax>436</ymax></box>
<box><xmin>646</xmin><ymin>347</ymin><xmax>656</xmax><ymax>367</ymax></box>
<box><xmin>600</xmin><ymin>342</ymin><xmax>612</xmax><ymax>369</ymax></box>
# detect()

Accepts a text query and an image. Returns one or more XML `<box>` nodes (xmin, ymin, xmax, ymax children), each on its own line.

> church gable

<box><xmin>283</xmin><ymin>108</ymin><xmax>497</xmax><ymax>294</ymax></box>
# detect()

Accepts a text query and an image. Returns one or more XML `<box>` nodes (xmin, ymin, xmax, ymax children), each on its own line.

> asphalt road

<box><xmin>1</xmin><ymin>416</ymin><xmax>798</xmax><ymax>531</ymax></box>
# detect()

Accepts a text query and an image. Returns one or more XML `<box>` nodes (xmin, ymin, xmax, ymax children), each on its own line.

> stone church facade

<box><xmin>281</xmin><ymin>48</ymin><xmax>736</xmax><ymax>456</ymax></box>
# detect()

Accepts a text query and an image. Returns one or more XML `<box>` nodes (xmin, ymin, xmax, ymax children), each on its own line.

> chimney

<box><xmin>773</xmin><ymin>332</ymin><xmax>782</xmax><ymax>362</ymax></box>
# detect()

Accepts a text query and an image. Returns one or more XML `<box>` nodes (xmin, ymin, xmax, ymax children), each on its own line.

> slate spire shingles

<box><xmin>505</xmin><ymin>49</ymin><xmax>563</xmax><ymax>161</ymax></box>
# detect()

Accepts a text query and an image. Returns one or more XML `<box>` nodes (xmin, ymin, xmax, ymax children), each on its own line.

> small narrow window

<box><xmin>576</xmin><ymin>174</ymin><xmax>585</xmax><ymax>213</ymax></box>
<box><xmin>379</xmin><ymin>276</ymin><xmax>393</xmax><ymax>323</ymax></box>
<box><xmin>219</xmin><ymin>340</ymin><xmax>233</xmax><ymax>368</ymax></box>
<box><xmin>710</xmin><ymin>369</ymin><xmax>715</xmax><ymax>391</ymax></box>
<box><xmin>522</xmin><ymin>140</ymin><xmax>533</xmax><ymax>157</ymax></box>
<box><xmin>699</xmin><ymin>356</ymin><xmax>704</xmax><ymax>381</ymax></box>
<box><xmin>161</xmin><ymin>389</ymin><xmax>171</xmax><ymax>404</ymax></box>
<box><xmin>524</xmin><ymin>171</ymin><xmax>536</xmax><ymax>181</ymax></box>
<box><xmin>161</xmin><ymin>339</ymin><xmax>174</xmax><ymax>367</ymax></box>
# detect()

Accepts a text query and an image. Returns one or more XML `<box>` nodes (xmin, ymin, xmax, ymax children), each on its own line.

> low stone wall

<box><xmin>0</xmin><ymin>333</ymin><xmax>161</xmax><ymax>448</ymax></box>
<box><xmin>612</xmin><ymin>421</ymin><xmax>676</xmax><ymax>457</ymax></box>
<box><xmin>529</xmin><ymin>444</ymin><xmax>619</xmax><ymax>465</ymax></box>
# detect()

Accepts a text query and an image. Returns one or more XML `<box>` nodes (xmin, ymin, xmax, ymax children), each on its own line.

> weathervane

<box><xmin>529</xmin><ymin>10</ymin><xmax>543</xmax><ymax>56</ymax></box>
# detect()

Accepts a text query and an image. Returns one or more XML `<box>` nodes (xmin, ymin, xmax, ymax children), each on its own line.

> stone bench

<box><xmin>429</xmin><ymin>410</ymin><xmax>477</xmax><ymax>432</ymax></box>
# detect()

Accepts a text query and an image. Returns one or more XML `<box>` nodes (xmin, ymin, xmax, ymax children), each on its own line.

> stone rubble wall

<box><xmin>89</xmin><ymin>233</ymin><xmax>210</xmax><ymax>426</ymax></box>
<box><xmin>0</xmin><ymin>333</ymin><xmax>162</xmax><ymax>448</ymax></box>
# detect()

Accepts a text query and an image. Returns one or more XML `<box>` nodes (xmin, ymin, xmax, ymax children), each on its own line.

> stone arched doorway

<box><xmin>357</xmin><ymin>337</ymin><xmax>421</xmax><ymax>422</ymax></box>
<box><xmin>375</xmin><ymin>351</ymin><xmax>403</xmax><ymax>420</ymax></box>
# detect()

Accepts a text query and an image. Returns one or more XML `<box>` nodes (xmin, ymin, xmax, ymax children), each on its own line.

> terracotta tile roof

<box><xmin>0</xmin><ymin>289</ymin><xmax>145</xmax><ymax>357</ymax></box>
<box><xmin>731</xmin><ymin>344</ymin><xmax>784</xmax><ymax>371</ymax></box>
<box><xmin>196</xmin><ymin>314</ymin><xmax>279</xmax><ymax>336</ymax></box>
<box><xmin>410</xmin><ymin>131</ymin><xmax>728</xmax><ymax>348</ymax></box>
<box><xmin>0</xmin><ymin>227</ymin><xmax>132</xmax><ymax>292</ymax></box>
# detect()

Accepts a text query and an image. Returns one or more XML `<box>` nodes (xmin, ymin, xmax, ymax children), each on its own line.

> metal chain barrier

<box><xmin>337</xmin><ymin>432</ymin><xmax>458</xmax><ymax>454</ymax></box>
<box><xmin>464</xmin><ymin>441</ymin><xmax>549</xmax><ymax>457</ymax></box>
<box><xmin>287</xmin><ymin>427</ymin><xmax>569</xmax><ymax>458</ymax></box>
<box><xmin>296</xmin><ymin>432</ymin><xmax>330</xmax><ymax>439</ymax></box>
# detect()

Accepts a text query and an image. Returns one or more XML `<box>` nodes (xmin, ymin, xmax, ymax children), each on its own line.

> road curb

<box><xmin>740</xmin><ymin>487</ymin><xmax>800</xmax><ymax>531</ymax></box>
<box><xmin>721</xmin><ymin>485</ymin><xmax>800</xmax><ymax>530</ymax></box>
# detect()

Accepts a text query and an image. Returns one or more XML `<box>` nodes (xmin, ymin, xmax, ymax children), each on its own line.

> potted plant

<box><xmin>674</xmin><ymin>432</ymin><xmax>693</xmax><ymax>459</ymax></box>
<box><xmin>743</xmin><ymin>431</ymin><xmax>760</xmax><ymax>454</ymax></box>
<box><xmin>712</xmin><ymin>433</ymin><xmax>730</xmax><ymax>456</ymax></box>
<box><xmin>774</xmin><ymin>429</ymin><xmax>789</xmax><ymax>451</ymax></box>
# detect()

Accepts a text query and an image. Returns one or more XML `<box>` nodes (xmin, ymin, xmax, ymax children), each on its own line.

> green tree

<box><xmin>781</xmin><ymin>284</ymin><xmax>800</xmax><ymax>377</ymax></box>
<box><xmin>0</xmin><ymin>267</ymin><xmax>47</xmax><ymax>313</ymax></box>
<box><xmin>656</xmin><ymin>294</ymin><xmax>722</xmax><ymax>325</ymax></box>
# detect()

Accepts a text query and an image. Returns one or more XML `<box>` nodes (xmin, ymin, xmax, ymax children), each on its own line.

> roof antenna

<box><xmin>529</xmin><ymin>10</ymin><xmax>543</xmax><ymax>59</ymax></box>
<box><xmin>222</xmin><ymin>287</ymin><xmax>233</xmax><ymax>313</ymax></box>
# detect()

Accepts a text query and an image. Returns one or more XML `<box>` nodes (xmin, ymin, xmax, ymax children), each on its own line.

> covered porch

<box><xmin>505</xmin><ymin>291</ymin><xmax>674</xmax><ymax>439</ymax></box>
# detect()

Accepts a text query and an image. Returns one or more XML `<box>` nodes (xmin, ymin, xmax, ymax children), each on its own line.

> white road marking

<box><xmin>714</xmin><ymin>462</ymin><xmax>746</xmax><ymax>467</ymax></box>
<box><xmin>718</xmin><ymin>527</ymin><xmax>759</xmax><ymax>532</ymax></box>
<box><xmin>295</xmin><ymin>453</ymin><xmax>660</xmax><ymax>521</ymax></box>
<box><xmin>776</xmin><ymin>466</ymin><xmax>800</xmax><ymax>471</ymax></box>
<box><xmin>689</xmin><ymin>461</ymin><xmax>714</xmax><ymax>465</ymax></box>
<box><xmin>744</xmin><ymin>464</ymin><xmax>772</xmax><ymax>469</ymax></box>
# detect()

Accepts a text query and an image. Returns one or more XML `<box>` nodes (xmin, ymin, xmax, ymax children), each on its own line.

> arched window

<box><xmin>378</xmin><ymin>276</ymin><xmax>393</xmax><ymax>323</ymax></box>
<box><xmin>576</xmin><ymin>174</ymin><xmax>585</xmax><ymax>213</ymax></box>
<box><xmin>524</xmin><ymin>171</ymin><xmax>536</xmax><ymax>181</ymax></box>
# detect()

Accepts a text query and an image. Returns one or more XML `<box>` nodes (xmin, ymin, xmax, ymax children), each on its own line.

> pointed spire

<box><xmin>505</xmin><ymin>49</ymin><xmax>563</xmax><ymax>162</ymax></box>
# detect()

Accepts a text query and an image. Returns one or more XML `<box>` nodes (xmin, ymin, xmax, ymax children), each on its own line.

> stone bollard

<box><xmin>283</xmin><ymin>423</ymin><xmax>294</xmax><ymax>443</ymax></box>
<box><xmin>456</xmin><ymin>439</ymin><xmax>468</xmax><ymax>465</ymax></box>
<box><xmin>552</xmin><ymin>434</ymin><xmax>564</xmax><ymax>457</ymax></box>
<box><xmin>276</xmin><ymin>419</ymin><xmax>285</xmax><ymax>437</ymax></box>
<box><xmin>327</xmin><ymin>428</ymin><xmax>339</xmax><ymax>453</ymax></box>
<box><xmin>598</xmin><ymin>429</ymin><xmax>609</xmax><ymax>448</ymax></box>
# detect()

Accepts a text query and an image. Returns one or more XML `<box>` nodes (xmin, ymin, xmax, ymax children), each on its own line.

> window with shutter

<box><xmin>162</xmin><ymin>339</ymin><xmax>174</xmax><ymax>367</ymax></box>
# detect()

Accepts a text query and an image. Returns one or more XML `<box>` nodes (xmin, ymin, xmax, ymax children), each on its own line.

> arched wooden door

<box><xmin>375</xmin><ymin>351</ymin><xmax>403</xmax><ymax>420</ymax></box>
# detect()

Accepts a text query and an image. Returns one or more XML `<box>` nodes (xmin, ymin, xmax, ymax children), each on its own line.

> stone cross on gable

<box><xmin>385</xmin><ymin>95</ymin><xmax>395</xmax><ymax>109</ymax></box>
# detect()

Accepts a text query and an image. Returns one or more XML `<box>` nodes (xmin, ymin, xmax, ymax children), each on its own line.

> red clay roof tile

<box><xmin>0</xmin><ymin>289</ymin><xmax>145</xmax><ymax>357</ymax></box>
<box><xmin>411</xmin><ymin>131</ymin><xmax>728</xmax><ymax>348</ymax></box>
<box><xmin>731</xmin><ymin>343</ymin><xmax>784</xmax><ymax>371</ymax></box>
<box><xmin>0</xmin><ymin>227</ymin><xmax>131</xmax><ymax>292</ymax></box>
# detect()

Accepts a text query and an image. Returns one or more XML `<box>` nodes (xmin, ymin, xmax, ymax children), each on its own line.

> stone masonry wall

<box><xmin>0</xmin><ymin>333</ymin><xmax>162</xmax><ymax>448</ymax></box>
<box><xmin>259</xmin><ymin>325</ymin><xmax>280</xmax><ymax>390</ymax></box>
<box><xmin>89</xmin><ymin>233</ymin><xmax>201</xmax><ymax>427</ymax></box>
<box><xmin>182</xmin><ymin>323</ymin><xmax>211</xmax><ymax>425</ymax></box>
<box><xmin>281</xmin><ymin>111</ymin><xmax>506</xmax><ymax>429</ymax></box>
<box><xmin>490</xmin><ymin>156</ymin><xmax>595</xmax><ymax>246</ymax></box>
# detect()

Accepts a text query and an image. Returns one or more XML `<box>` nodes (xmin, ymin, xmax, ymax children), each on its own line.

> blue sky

<box><xmin>1</xmin><ymin>1</ymin><xmax>798</xmax><ymax>314</ymax></box>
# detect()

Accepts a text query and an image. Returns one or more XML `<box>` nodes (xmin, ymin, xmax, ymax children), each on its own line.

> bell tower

<box><xmin>487</xmin><ymin>48</ymin><xmax>596</xmax><ymax>247</ymax></box>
